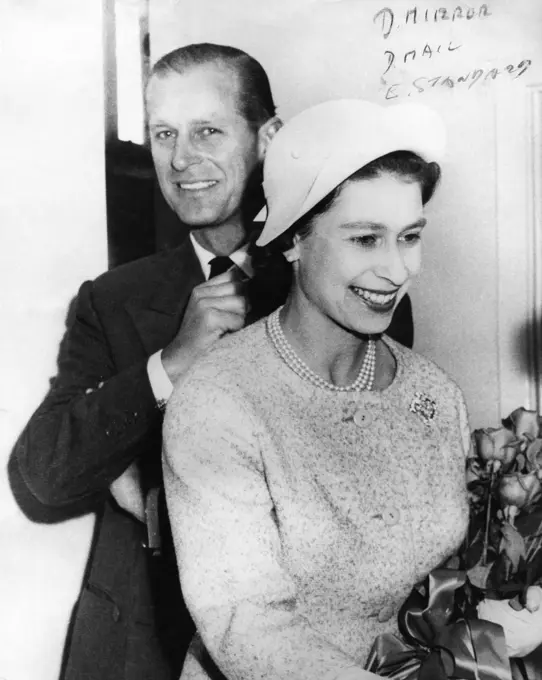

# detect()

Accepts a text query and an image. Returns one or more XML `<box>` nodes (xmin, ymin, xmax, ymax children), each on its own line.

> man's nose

<box><xmin>374</xmin><ymin>244</ymin><xmax>409</xmax><ymax>286</ymax></box>
<box><xmin>170</xmin><ymin>136</ymin><xmax>199</xmax><ymax>171</ymax></box>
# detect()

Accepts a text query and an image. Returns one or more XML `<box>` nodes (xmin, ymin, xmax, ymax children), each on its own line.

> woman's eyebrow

<box><xmin>340</xmin><ymin>221</ymin><xmax>386</xmax><ymax>231</ymax></box>
<box><xmin>340</xmin><ymin>218</ymin><xmax>427</xmax><ymax>231</ymax></box>
<box><xmin>402</xmin><ymin>218</ymin><xmax>427</xmax><ymax>230</ymax></box>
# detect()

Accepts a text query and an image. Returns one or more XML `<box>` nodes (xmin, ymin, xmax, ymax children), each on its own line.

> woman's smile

<box><xmin>291</xmin><ymin>174</ymin><xmax>425</xmax><ymax>337</ymax></box>
<box><xmin>349</xmin><ymin>286</ymin><xmax>399</xmax><ymax>313</ymax></box>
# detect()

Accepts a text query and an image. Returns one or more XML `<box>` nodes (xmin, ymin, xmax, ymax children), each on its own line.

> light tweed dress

<box><xmin>163</xmin><ymin>317</ymin><xmax>470</xmax><ymax>680</ymax></box>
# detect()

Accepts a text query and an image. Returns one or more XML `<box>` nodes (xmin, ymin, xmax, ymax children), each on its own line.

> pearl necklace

<box><xmin>267</xmin><ymin>308</ymin><xmax>376</xmax><ymax>392</ymax></box>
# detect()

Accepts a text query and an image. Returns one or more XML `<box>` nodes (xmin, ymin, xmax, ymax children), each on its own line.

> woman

<box><xmin>163</xmin><ymin>99</ymin><xmax>470</xmax><ymax>680</ymax></box>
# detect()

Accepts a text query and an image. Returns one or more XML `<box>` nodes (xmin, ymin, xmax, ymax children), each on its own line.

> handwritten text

<box><xmin>383</xmin><ymin>41</ymin><xmax>462</xmax><ymax>75</ymax></box>
<box><xmin>374</xmin><ymin>4</ymin><xmax>492</xmax><ymax>40</ymax></box>
<box><xmin>384</xmin><ymin>59</ymin><xmax>532</xmax><ymax>99</ymax></box>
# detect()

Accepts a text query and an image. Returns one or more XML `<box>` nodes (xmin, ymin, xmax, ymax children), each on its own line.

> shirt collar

<box><xmin>189</xmin><ymin>232</ymin><xmax>253</xmax><ymax>280</ymax></box>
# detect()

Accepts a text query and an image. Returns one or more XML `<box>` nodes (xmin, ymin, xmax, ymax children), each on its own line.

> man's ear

<box><xmin>257</xmin><ymin>116</ymin><xmax>283</xmax><ymax>160</ymax></box>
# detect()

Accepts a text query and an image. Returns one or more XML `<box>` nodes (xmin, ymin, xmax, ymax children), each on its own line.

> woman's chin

<box><xmin>344</xmin><ymin>308</ymin><xmax>395</xmax><ymax>337</ymax></box>
<box><xmin>342</xmin><ymin>291</ymin><xmax>403</xmax><ymax>336</ymax></box>
<box><xmin>341</xmin><ymin>318</ymin><xmax>392</xmax><ymax>338</ymax></box>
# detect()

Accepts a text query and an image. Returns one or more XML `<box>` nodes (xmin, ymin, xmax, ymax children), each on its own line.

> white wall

<box><xmin>0</xmin><ymin>1</ymin><xmax>107</xmax><ymax>678</ymax></box>
<box><xmin>151</xmin><ymin>0</ymin><xmax>542</xmax><ymax>428</ymax></box>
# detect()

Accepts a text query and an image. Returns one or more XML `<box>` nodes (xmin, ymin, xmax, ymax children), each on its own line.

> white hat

<box><xmin>255</xmin><ymin>99</ymin><xmax>446</xmax><ymax>247</ymax></box>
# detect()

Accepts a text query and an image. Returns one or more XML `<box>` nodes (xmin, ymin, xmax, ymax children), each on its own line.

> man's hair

<box><xmin>150</xmin><ymin>43</ymin><xmax>276</xmax><ymax>128</ymax></box>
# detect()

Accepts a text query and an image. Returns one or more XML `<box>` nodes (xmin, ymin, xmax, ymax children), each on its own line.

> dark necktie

<box><xmin>209</xmin><ymin>256</ymin><xmax>234</xmax><ymax>279</ymax></box>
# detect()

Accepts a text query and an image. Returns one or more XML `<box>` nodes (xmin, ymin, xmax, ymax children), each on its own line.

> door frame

<box><xmin>496</xmin><ymin>83</ymin><xmax>542</xmax><ymax>416</ymax></box>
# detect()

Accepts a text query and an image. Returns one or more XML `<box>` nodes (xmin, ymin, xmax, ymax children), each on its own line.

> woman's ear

<box><xmin>257</xmin><ymin>116</ymin><xmax>283</xmax><ymax>160</ymax></box>
<box><xmin>282</xmin><ymin>235</ymin><xmax>300</xmax><ymax>263</ymax></box>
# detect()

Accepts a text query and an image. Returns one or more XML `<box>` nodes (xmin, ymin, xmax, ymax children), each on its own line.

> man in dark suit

<box><xmin>9</xmin><ymin>43</ymin><xmax>414</xmax><ymax>680</ymax></box>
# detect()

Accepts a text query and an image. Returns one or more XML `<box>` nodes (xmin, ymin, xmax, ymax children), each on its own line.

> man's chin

<box><xmin>173</xmin><ymin>211</ymin><xmax>224</xmax><ymax>229</ymax></box>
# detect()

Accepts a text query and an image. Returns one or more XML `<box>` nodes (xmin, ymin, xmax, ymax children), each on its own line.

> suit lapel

<box><xmin>124</xmin><ymin>241</ymin><xmax>205</xmax><ymax>357</ymax></box>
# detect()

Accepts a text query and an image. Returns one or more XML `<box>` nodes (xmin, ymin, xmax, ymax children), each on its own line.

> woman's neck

<box><xmin>279</xmin><ymin>296</ymin><xmax>374</xmax><ymax>388</ymax></box>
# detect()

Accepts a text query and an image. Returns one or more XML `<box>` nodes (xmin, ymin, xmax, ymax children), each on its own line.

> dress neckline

<box><xmin>264</xmin><ymin>309</ymin><xmax>405</xmax><ymax>397</ymax></box>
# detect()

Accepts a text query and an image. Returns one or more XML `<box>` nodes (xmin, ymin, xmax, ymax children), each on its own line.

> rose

<box><xmin>474</xmin><ymin>427</ymin><xmax>519</xmax><ymax>471</ymax></box>
<box><xmin>526</xmin><ymin>438</ymin><xmax>542</xmax><ymax>473</ymax></box>
<box><xmin>466</xmin><ymin>456</ymin><xmax>489</xmax><ymax>508</ymax></box>
<box><xmin>466</xmin><ymin>455</ymin><xmax>485</xmax><ymax>484</ymax></box>
<box><xmin>498</xmin><ymin>470</ymin><xmax>542</xmax><ymax>513</ymax></box>
<box><xmin>477</xmin><ymin>586</ymin><xmax>542</xmax><ymax>657</ymax></box>
<box><xmin>506</xmin><ymin>407</ymin><xmax>541</xmax><ymax>445</ymax></box>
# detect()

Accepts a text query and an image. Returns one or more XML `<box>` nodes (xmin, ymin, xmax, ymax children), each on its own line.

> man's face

<box><xmin>146</xmin><ymin>64</ymin><xmax>263</xmax><ymax>230</ymax></box>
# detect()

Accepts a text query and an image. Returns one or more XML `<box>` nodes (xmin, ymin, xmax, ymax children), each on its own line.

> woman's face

<box><xmin>291</xmin><ymin>173</ymin><xmax>426</xmax><ymax>337</ymax></box>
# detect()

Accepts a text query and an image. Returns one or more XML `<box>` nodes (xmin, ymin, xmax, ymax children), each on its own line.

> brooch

<box><xmin>409</xmin><ymin>392</ymin><xmax>437</xmax><ymax>424</ymax></box>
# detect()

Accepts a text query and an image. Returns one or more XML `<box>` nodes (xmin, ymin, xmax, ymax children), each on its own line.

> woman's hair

<box><xmin>246</xmin><ymin>150</ymin><xmax>441</xmax><ymax>318</ymax></box>
<box><xmin>150</xmin><ymin>43</ymin><xmax>276</xmax><ymax>129</ymax></box>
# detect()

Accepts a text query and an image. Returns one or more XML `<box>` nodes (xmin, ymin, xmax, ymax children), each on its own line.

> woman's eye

<box><xmin>352</xmin><ymin>235</ymin><xmax>378</xmax><ymax>247</ymax></box>
<box><xmin>402</xmin><ymin>232</ymin><xmax>422</xmax><ymax>245</ymax></box>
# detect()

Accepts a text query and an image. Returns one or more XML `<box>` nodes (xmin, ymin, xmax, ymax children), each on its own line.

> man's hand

<box><xmin>111</xmin><ymin>272</ymin><xmax>246</xmax><ymax>520</ymax></box>
<box><xmin>162</xmin><ymin>269</ymin><xmax>248</xmax><ymax>385</ymax></box>
<box><xmin>109</xmin><ymin>463</ymin><xmax>145</xmax><ymax>522</ymax></box>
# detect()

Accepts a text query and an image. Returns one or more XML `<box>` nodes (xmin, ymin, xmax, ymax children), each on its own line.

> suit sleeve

<box><xmin>163</xmin><ymin>377</ymin><xmax>377</xmax><ymax>680</ymax></box>
<box><xmin>10</xmin><ymin>280</ymin><xmax>162</xmax><ymax>519</ymax></box>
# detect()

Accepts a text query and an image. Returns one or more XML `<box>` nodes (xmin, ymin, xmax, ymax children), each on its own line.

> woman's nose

<box><xmin>374</xmin><ymin>245</ymin><xmax>409</xmax><ymax>286</ymax></box>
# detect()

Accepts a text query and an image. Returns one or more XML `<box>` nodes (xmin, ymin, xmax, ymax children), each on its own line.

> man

<box><xmin>9</xmin><ymin>43</ymin><xmax>414</xmax><ymax>680</ymax></box>
<box><xmin>10</xmin><ymin>43</ymin><xmax>282</xmax><ymax>680</ymax></box>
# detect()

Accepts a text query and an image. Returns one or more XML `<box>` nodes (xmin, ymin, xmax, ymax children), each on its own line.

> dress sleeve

<box><xmin>162</xmin><ymin>376</ymin><xmax>377</xmax><ymax>680</ymax></box>
<box><xmin>457</xmin><ymin>388</ymin><xmax>474</xmax><ymax>459</ymax></box>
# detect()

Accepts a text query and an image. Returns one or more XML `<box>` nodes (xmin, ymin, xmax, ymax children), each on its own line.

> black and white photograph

<box><xmin>2</xmin><ymin>1</ymin><xmax>542</xmax><ymax>678</ymax></box>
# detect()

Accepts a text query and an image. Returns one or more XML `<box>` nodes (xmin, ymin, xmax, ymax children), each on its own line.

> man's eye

<box><xmin>155</xmin><ymin>130</ymin><xmax>173</xmax><ymax>141</ymax></box>
<box><xmin>198</xmin><ymin>127</ymin><xmax>220</xmax><ymax>138</ymax></box>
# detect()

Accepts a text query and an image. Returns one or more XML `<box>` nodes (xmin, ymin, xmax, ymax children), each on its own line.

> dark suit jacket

<box><xmin>9</xmin><ymin>238</ymin><xmax>414</xmax><ymax>680</ymax></box>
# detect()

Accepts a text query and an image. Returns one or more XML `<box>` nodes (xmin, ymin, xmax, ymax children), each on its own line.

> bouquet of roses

<box><xmin>462</xmin><ymin>406</ymin><xmax>542</xmax><ymax>659</ymax></box>
<box><xmin>365</xmin><ymin>408</ymin><xmax>542</xmax><ymax>679</ymax></box>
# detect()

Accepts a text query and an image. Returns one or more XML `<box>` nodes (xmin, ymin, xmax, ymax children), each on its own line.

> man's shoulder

<box><xmin>93</xmin><ymin>246</ymin><xmax>185</xmax><ymax>292</ymax></box>
<box><xmin>90</xmin><ymin>242</ymin><xmax>192</xmax><ymax>304</ymax></box>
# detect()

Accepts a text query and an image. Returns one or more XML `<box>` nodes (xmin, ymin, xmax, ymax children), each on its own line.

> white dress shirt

<box><xmin>146</xmin><ymin>233</ymin><xmax>253</xmax><ymax>406</ymax></box>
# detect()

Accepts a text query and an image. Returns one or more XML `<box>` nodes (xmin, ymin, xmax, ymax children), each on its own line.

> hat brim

<box><xmin>255</xmin><ymin>101</ymin><xmax>446</xmax><ymax>247</ymax></box>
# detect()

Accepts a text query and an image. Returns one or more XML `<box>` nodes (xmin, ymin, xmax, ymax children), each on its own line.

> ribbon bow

<box><xmin>365</xmin><ymin>569</ymin><xmax>512</xmax><ymax>680</ymax></box>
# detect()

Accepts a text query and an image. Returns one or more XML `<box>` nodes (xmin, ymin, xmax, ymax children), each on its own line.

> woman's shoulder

<box><xmin>163</xmin><ymin>317</ymin><xmax>283</xmax><ymax>462</ymax></box>
<box><xmin>200</xmin><ymin>316</ymin><xmax>270</xmax><ymax>370</ymax></box>
<box><xmin>385</xmin><ymin>336</ymin><xmax>464</xmax><ymax>401</ymax></box>
<box><xmin>170</xmin><ymin>317</ymin><xmax>272</xmax><ymax>400</ymax></box>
